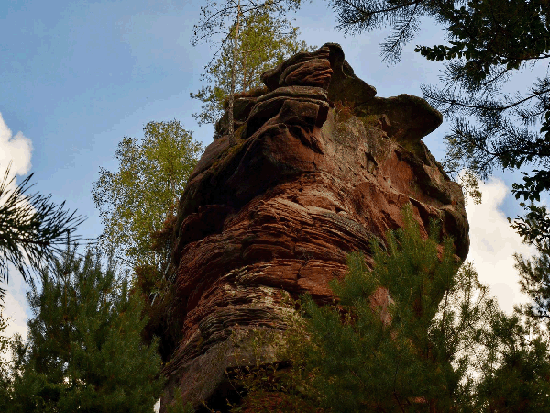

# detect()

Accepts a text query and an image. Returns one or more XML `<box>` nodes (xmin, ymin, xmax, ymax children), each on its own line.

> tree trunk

<box><xmin>243</xmin><ymin>48</ymin><xmax>248</xmax><ymax>91</ymax></box>
<box><xmin>228</xmin><ymin>0</ymin><xmax>241</xmax><ymax>147</ymax></box>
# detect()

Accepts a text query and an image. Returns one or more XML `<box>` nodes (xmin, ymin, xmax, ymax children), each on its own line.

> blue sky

<box><xmin>1</xmin><ymin>0</ymin><xmax>548</xmax><ymax>373</ymax></box>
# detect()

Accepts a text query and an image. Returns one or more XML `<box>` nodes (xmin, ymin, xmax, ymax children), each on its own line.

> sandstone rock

<box><xmin>158</xmin><ymin>42</ymin><xmax>469</xmax><ymax>412</ymax></box>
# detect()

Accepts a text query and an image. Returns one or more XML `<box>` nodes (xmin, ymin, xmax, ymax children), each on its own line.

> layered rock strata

<box><xmin>159</xmin><ymin>43</ymin><xmax>469</xmax><ymax>411</ymax></box>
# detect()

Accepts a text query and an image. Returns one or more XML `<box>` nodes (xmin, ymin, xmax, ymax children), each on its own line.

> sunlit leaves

<box><xmin>92</xmin><ymin>120</ymin><xmax>202</xmax><ymax>272</ymax></box>
<box><xmin>191</xmin><ymin>6</ymin><xmax>315</xmax><ymax>127</ymax></box>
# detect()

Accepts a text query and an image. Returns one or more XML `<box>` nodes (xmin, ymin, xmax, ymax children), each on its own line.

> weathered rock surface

<box><xmin>159</xmin><ymin>43</ymin><xmax>469</xmax><ymax>412</ymax></box>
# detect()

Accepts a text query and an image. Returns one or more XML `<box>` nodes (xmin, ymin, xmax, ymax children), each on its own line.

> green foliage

<box><xmin>0</xmin><ymin>161</ymin><xmax>88</xmax><ymax>305</ymax></box>
<box><xmin>277</xmin><ymin>204</ymin><xmax>550</xmax><ymax>412</ymax></box>
<box><xmin>191</xmin><ymin>4</ymin><xmax>316</xmax><ymax>128</ymax></box>
<box><xmin>473</xmin><ymin>311</ymin><xmax>550</xmax><ymax>412</ymax></box>
<box><xmin>415</xmin><ymin>0</ymin><xmax>550</xmax><ymax>75</ymax></box>
<box><xmin>293</xmin><ymin>205</ymin><xmax>465</xmax><ymax>411</ymax></box>
<box><xmin>92</xmin><ymin>120</ymin><xmax>203</xmax><ymax>272</ymax></box>
<box><xmin>513</xmin><ymin>250</ymin><xmax>550</xmax><ymax>321</ymax></box>
<box><xmin>0</xmin><ymin>242</ymin><xmax>165</xmax><ymax>413</ymax></box>
<box><xmin>0</xmin><ymin>311</ymin><xmax>11</xmax><ymax>362</ymax></box>
<box><xmin>0</xmin><ymin>311</ymin><xmax>16</xmax><ymax>402</ymax></box>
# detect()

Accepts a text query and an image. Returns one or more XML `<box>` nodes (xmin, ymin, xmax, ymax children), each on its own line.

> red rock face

<box><xmin>159</xmin><ymin>43</ymin><xmax>468</xmax><ymax>411</ymax></box>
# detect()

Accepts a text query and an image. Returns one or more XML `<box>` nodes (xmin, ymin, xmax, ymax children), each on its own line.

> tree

<box><xmin>0</xmin><ymin>312</ymin><xmax>14</xmax><ymax>406</ymax></box>
<box><xmin>284</xmin><ymin>204</ymin><xmax>550</xmax><ymax>411</ymax></box>
<box><xmin>513</xmin><ymin>249</ymin><xmax>550</xmax><ymax>321</ymax></box>
<box><xmin>190</xmin><ymin>4</ymin><xmax>315</xmax><ymax>131</ymax></box>
<box><xmin>0</xmin><ymin>161</ymin><xmax>89</xmax><ymax>306</ymax></box>
<box><xmin>0</xmin><ymin>242</ymin><xmax>165</xmax><ymax>413</ymax></box>
<box><xmin>474</xmin><ymin>312</ymin><xmax>550</xmax><ymax>413</ymax></box>
<box><xmin>325</xmin><ymin>0</ymin><xmax>550</xmax><ymax>324</ymax></box>
<box><xmin>286</xmin><ymin>205</ymin><xmax>472</xmax><ymax>411</ymax></box>
<box><xmin>92</xmin><ymin>120</ymin><xmax>203</xmax><ymax>274</ymax></box>
<box><xmin>0</xmin><ymin>310</ymin><xmax>15</xmax><ymax>373</ymax></box>
<box><xmin>192</xmin><ymin>0</ymin><xmax>307</xmax><ymax>145</ymax></box>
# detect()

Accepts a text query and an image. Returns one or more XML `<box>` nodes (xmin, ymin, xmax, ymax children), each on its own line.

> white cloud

<box><xmin>0</xmin><ymin>112</ymin><xmax>33</xmax><ymax>364</ymax></box>
<box><xmin>0</xmin><ymin>113</ymin><xmax>33</xmax><ymax>180</ymax></box>
<box><xmin>463</xmin><ymin>173</ymin><xmax>538</xmax><ymax>314</ymax></box>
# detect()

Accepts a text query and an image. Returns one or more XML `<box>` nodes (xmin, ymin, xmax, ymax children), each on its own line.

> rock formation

<box><xmin>158</xmin><ymin>43</ymin><xmax>469</xmax><ymax>412</ymax></box>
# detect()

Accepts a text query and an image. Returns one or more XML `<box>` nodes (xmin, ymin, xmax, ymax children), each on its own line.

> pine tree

<box><xmin>513</xmin><ymin>250</ymin><xmax>550</xmax><ymax>323</ymax></box>
<box><xmin>473</xmin><ymin>312</ymin><xmax>550</xmax><ymax>412</ymax></box>
<box><xmin>0</xmin><ymin>310</ymin><xmax>16</xmax><ymax>403</ymax></box>
<box><xmin>0</xmin><ymin>242</ymin><xmax>166</xmax><ymax>413</ymax></box>
<box><xmin>283</xmin><ymin>204</ymin><xmax>549</xmax><ymax>412</ymax></box>
<box><xmin>0</xmin><ymin>311</ymin><xmax>11</xmax><ymax>363</ymax></box>
<box><xmin>0</xmin><ymin>161</ymin><xmax>90</xmax><ymax>305</ymax></box>
<box><xmin>287</xmin><ymin>204</ymin><xmax>462</xmax><ymax>411</ymax></box>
